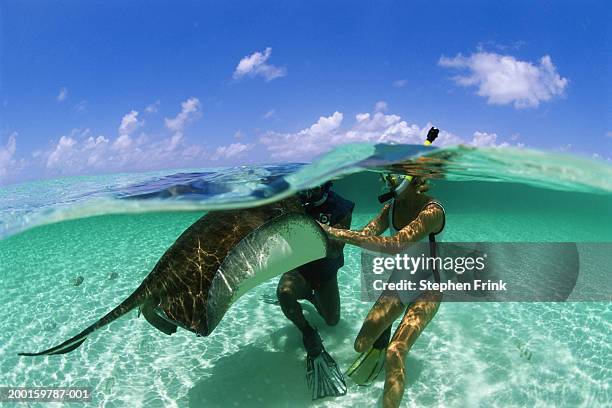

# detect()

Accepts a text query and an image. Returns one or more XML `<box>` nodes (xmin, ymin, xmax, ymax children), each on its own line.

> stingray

<box><xmin>19</xmin><ymin>197</ymin><xmax>328</xmax><ymax>356</ymax></box>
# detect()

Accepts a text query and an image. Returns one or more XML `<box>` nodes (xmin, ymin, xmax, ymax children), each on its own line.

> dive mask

<box><xmin>378</xmin><ymin>174</ymin><xmax>414</xmax><ymax>203</ymax></box>
<box><xmin>299</xmin><ymin>181</ymin><xmax>332</xmax><ymax>207</ymax></box>
<box><xmin>377</xmin><ymin>126</ymin><xmax>439</xmax><ymax>203</ymax></box>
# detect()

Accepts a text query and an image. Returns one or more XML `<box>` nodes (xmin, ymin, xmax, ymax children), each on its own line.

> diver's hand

<box><xmin>317</xmin><ymin>222</ymin><xmax>341</xmax><ymax>241</ymax></box>
<box><xmin>317</xmin><ymin>221</ymin><xmax>332</xmax><ymax>234</ymax></box>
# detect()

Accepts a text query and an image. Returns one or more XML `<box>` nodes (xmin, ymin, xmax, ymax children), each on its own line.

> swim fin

<box><xmin>304</xmin><ymin>327</ymin><xmax>347</xmax><ymax>400</ymax></box>
<box><xmin>307</xmin><ymin>349</ymin><xmax>347</xmax><ymax>400</ymax></box>
<box><xmin>346</xmin><ymin>325</ymin><xmax>392</xmax><ymax>386</ymax></box>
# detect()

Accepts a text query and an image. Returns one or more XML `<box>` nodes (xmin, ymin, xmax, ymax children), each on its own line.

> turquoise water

<box><xmin>0</xmin><ymin>144</ymin><xmax>611</xmax><ymax>407</ymax></box>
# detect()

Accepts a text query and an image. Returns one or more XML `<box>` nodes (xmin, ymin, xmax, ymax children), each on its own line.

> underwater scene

<box><xmin>0</xmin><ymin>144</ymin><xmax>611</xmax><ymax>407</ymax></box>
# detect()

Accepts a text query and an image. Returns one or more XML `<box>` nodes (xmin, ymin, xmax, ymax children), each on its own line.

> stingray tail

<box><xmin>18</xmin><ymin>282</ymin><xmax>150</xmax><ymax>357</ymax></box>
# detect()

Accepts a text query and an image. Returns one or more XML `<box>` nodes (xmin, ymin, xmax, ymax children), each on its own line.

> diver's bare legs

<box><xmin>382</xmin><ymin>291</ymin><xmax>442</xmax><ymax>408</ymax></box>
<box><xmin>354</xmin><ymin>291</ymin><xmax>405</xmax><ymax>353</ymax></box>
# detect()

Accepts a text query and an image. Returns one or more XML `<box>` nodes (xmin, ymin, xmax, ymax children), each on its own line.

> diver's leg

<box><xmin>382</xmin><ymin>291</ymin><xmax>442</xmax><ymax>408</ymax></box>
<box><xmin>382</xmin><ymin>334</ymin><xmax>408</xmax><ymax>408</ymax></box>
<box><xmin>312</xmin><ymin>276</ymin><xmax>340</xmax><ymax>326</ymax></box>
<box><xmin>276</xmin><ymin>270</ymin><xmax>315</xmax><ymax>333</ymax></box>
<box><xmin>354</xmin><ymin>290</ymin><xmax>406</xmax><ymax>352</ymax></box>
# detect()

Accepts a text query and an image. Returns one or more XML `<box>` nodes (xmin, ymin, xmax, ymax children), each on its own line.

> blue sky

<box><xmin>0</xmin><ymin>0</ymin><xmax>609</xmax><ymax>184</ymax></box>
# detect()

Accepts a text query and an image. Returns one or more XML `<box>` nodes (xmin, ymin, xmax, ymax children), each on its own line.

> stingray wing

<box><xmin>205</xmin><ymin>212</ymin><xmax>328</xmax><ymax>334</ymax></box>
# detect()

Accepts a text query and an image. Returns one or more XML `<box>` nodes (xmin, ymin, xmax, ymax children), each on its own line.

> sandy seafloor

<box><xmin>1</xmin><ymin>200</ymin><xmax>610</xmax><ymax>407</ymax></box>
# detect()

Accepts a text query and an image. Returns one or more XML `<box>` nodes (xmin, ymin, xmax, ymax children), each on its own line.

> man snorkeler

<box><xmin>319</xmin><ymin>127</ymin><xmax>445</xmax><ymax>408</ymax></box>
<box><xmin>265</xmin><ymin>180</ymin><xmax>354</xmax><ymax>400</ymax></box>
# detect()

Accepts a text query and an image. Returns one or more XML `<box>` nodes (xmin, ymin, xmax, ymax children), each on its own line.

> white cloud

<box><xmin>113</xmin><ymin>134</ymin><xmax>133</xmax><ymax>150</ymax></box>
<box><xmin>41</xmin><ymin>98</ymin><xmax>207</xmax><ymax>176</ymax></box>
<box><xmin>145</xmin><ymin>100</ymin><xmax>160</xmax><ymax>114</ymax></box>
<box><xmin>114</xmin><ymin>110</ymin><xmax>143</xmax><ymax>150</ymax></box>
<box><xmin>234</xmin><ymin>130</ymin><xmax>245</xmax><ymax>139</ymax></box>
<box><xmin>161</xmin><ymin>98</ymin><xmax>202</xmax><ymax>155</ymax></box>
<box><xmin>117</xmin><ymin>110</ymin><xmax>144</xmax><ymax>147</ymax></box>
<box><xmin>347</xmin><ymin>113</ymin><xmax>462</xmax><ymax>146</ymax></box>
<box><xmin>43</xmin><ymin>128</ymin><xmax>207</xmax><ymax>175</ymax></box>
<box><xmin>393</xmin><ymin>79</ymin><xmax>408</xmax><ymax>88</ymax></box>
<box><xmin>84</xmin><ymin>135</ymin><xmax>110</xmax><ymax>167</ymax></box>
<box><xmin>213</xmin><ymin>143</ymin><xmax>252</xmax><ymax>160</ymax></box>
<box><xmin>263</xmin><ymin>109</ymin><xmax>276</xmax><ymax>119</ymax></box>
<box><xmin>439</xmin><ymin>52</ymin><xmax>569</xmax><ymax>108</ymax></box>
<box><xmin>166</xmin><ymin>133</ymin><xmax>183</xmax><ymax>152</ymax></box>
<box><xmin>233</xmin><ymin>47</ymin><xmax>286</xmax><ymax>81</ymax></box>
<box><xmin>47</xmin><ymin>134</ymin><xmax>78</xmax><ymax>168</ymax></box>
<box><xmin>259</xmin><ymin>112</ymin><xmax>343</xmax><ymax>159</ymax></box>
<box><xmin>375</xmin><ymin>101</ymin><xmax>388</xmax><ymax>112</ymax></box>
<box><xmin>309</xmin><ymin>112</ymin><xmax>344</xmax><ymax>135</ymax></box>
<box><xmin>165</xmin><ymin>97</ymin><xmax>201</xmax><ymax>133</ymax></box>
<box><xmin>57</xmin><ymin>87</ymin><xmax>68</xmax><ymax>102</ymax></box>
<box><xmin>0</xmin><ymin>132</ymin><xmax>18</xmax><ymax>179</ymax></box>
<box><xmin>470</xmin><ymin>131</ymin><xmax>509</xmax><ymax>147</ymax></box>
<box><xmin>259</xmin><ymin>109</ymin><xmax>511</xmax><ymax>160</ymax></box>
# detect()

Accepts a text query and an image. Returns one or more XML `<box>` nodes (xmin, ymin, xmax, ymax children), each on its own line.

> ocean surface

<box><xmin>0</xmin><ymin>143</ymin><xmax>610</xmax><ymax>407</ymax></box>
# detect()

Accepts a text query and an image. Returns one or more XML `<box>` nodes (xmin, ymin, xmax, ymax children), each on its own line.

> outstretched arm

<box><xmin>359</xmin><ymin>204</ymin><xmax>391</xmax><ymax>236</ymax></box>
<box><xmin>321</xmin><ymin>204</ymin><xmax>443</xmax><ymax>254</ymax></box>
<box><xmin>326</xmin><ymin>204</ymin><xmax>383</xmax><ymax>256</ymax></box>
<box><xmin>324</xmin><ymin>204</ymin><xmax>389</xmax><ymax>255</ymax></box>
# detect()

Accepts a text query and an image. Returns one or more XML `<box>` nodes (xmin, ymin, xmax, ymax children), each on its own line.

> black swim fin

<box><xmin>346</xmin><ymin>325</ymin><xmax>392</xmax><ymax>386</ymax></box>
<box><xmin>304</xmin><ymin>327</ymin><xmax>346</xmax><ymax>400</ymax></box>
<box><xmin>307</xmin><ymin>349</ymin><xmax>347</xmax><ymax>400</ymax></box>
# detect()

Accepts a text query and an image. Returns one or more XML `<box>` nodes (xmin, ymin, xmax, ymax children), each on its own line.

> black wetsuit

<box><xmin>298</xmin><ymin>191</ymin><xmax>355</xmax><ymax>288</ymax></box>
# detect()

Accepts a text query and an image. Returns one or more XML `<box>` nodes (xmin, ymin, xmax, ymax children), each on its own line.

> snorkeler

<box><xmin>268</xmin><ymin>181</ymin><xmax>354</xmax><ymax>400</ymax></box>
<box><xmin>319</xmin><ymin>127</ymin><xmax>445</xmax><ymax>408</ymax></box>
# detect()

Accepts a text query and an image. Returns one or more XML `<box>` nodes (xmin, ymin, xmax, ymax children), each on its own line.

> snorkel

<box><xmin>377</xmin><ymin>127</ymin><xmax>439</xmax><ymax>204</ymax></box>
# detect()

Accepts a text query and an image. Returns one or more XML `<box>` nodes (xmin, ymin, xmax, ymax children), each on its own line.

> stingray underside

<box><xmin>205</xmin><ymin>212</ymin><xmax>329</xmax><ymax>334</ymax></box>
